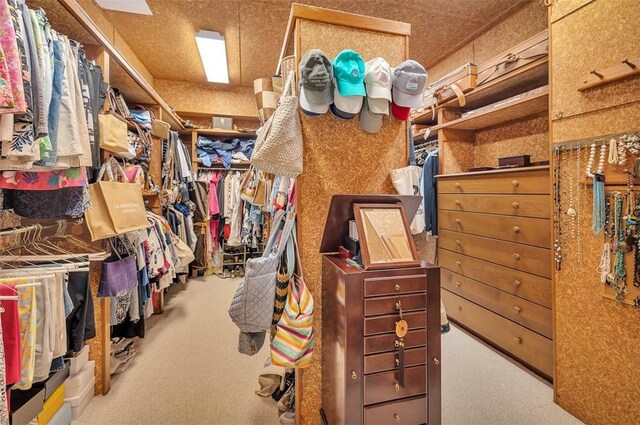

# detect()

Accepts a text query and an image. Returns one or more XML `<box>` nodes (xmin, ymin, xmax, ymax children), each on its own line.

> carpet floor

<box><xmin>74</xmin><ymin>276</ymin><xmax>583</xmax><ymax>425</ymax></box>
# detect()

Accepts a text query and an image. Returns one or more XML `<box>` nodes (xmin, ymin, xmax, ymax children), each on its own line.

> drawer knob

<box><xmin>513</xmin><ymin>253</ymin><xmax>521</xmax><ymax>260</ymax></box>
<box><xmin>515</xmin><ymin>337</ymin><xmax>523</xmax><ymax>344</ymax></box>
<box><xmin>456</xmin><ymin>239</ymin><xmax>462</xmax><ymax>246</ymax></box>
<box><xmin>456</xmin><ymin>261</ymin><xmax>462</xmax><ymax>267</ymax></box>
<box><xmin>433</xmin><ymin>357</ymin><xmax>440</xmax><ymax>365</ymax></box>
<box><xmin>395</xmin><ymin>358</ymin><xmax>400</xmax><ymax>366</ymax></box>
<box><xmin>514</xmin><ymin>279</ymin><xmax>522</xmax><ymax>287</ymax></box>
<box><xmin>512</xmin><ymin>180</ymin><xmax>519</xmax><ymax>187</ymax></box>
<box><xmin>456</xmin><ymin>281</ymin><xmax>461</xmax><ymax>287</ymax></box>
<box><xmin>514</xmin><ymin>306</ymin><xmax>521</xmax><ymax>313</ymax></box>
<box><xmin>395</xmin><ymin>284</ymin><xmax>401</xmax><ymax>291</ymax></box>
<box><xmin>513</xmin><ymin>226</ymin><xmax>520</xmax><ymax>233</ymax></box>
<box><xmin>394</xmin><ymin>382</ymin><xmax>400</xmax><ymax>392</ymax></box>
<box><xmin>394</xmin><ymin>413</ymin><xmax>401</xmax><ymax>423</ymax></box>
<box><xmin>455</xmin><ymin>218</ymin><xmax>461</xmax><ymax>225</ymax></box>
<box><xmin>395</xmin><ymin>300</ymin><xmax>402</xmax><ymax>310</ymax></box>
<box><xmin>457</xmin><ymin>305</ymin><xmax>462</xmax><ymax>311</ymax></box>
<box><xmin>351</xmin><ymin>370</ymin><xmax>357</xmax><ymax>380</ymax></box>
<box><xmin>455</xmin><ymin>200</ymin><xmax>461</xmax><ymax>206</ymax></box>
<box><xmin>512</xmin><ymin>202</ymin><xmax>520</xmax><ymax>209</ymax></box>
<box><xmin>395</xmin><ymin>340</ymin><xmax>400</xmax><ymax>348</ymax></box>
<box><xmin>455</xmin><ymin>182</ymin><xmax>461</xmax><ymax>188</ymax></box>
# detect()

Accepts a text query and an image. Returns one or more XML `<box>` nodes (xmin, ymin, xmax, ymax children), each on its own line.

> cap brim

<box><xmin>336</xmin><ymin>79</ymin><xmax>366</xmax><ymax>96</ymax></box>
<box><xmin>366</xmin><ymin>84</ymin><xmax>392</xmax><ymax>101</ymax></box>
<box><xmin>330</xmin><ymin>103</ymin><xmax>356</xmax><ymax>120</ymax></box>
<box><xmin>391</xmin><ymin>102</ymin><xmax>411</xmax><ymax>121</ymax></box>
<box><xmin>393</xmin><ymin>88</ymin><xmax>423</xmax><ymax>108</ymax></box>
<box><xmin>300</xmin><ymin>87</ymin><xmax>329</xmax><ymax>115</ymax></box>
<box><xmin>368</xmin><ymin>97</ymin><xmax>389</xmax><ymax>115</ymax></box>
<box><xmin>360</xmin><ymin>102</ymin><xmax>383</xmax><ymax>134</ymax></box>
<box><xmin>302</xmin><ymin>84</ymin><xmax>333</xmax><ymax>105</ymax></box>
<box><xmin>334</xmin><ymin>87</ymin><xmax>363</xmax><ymax>114</ymax></box>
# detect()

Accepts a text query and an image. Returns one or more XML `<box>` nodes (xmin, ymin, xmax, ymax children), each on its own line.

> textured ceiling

<box><xmin>102</xmin><ymin>0</ymin><xmax>525</xmax><ymax>87</ymax></box>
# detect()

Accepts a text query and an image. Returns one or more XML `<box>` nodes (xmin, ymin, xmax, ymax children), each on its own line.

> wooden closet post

<box><xmin>84</xmin><ymin>45</ymin><xmax>112</xmax><ymax>396</ymax></box>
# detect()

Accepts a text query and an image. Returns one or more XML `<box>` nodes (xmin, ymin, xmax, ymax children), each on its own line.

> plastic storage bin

<box><xmin>64</xmin><ymin>361</ymin><xmax>94</xmax><ymax>398</ymax></box>
<box><xmin>68</xmin><ymin>345</ymin><xmax>89</xmax><ymax>376</ymax></box>
<box><xmin>63</xmin><ymin>377</ymin><xmax>94</xmax><ymax>420</ymax></box>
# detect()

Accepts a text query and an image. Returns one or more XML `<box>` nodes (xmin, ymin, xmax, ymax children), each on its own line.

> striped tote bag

<box><xmin>270</xmin><ymin>274</ymin><xmax>315</xmax><ymax>368</ymax></box>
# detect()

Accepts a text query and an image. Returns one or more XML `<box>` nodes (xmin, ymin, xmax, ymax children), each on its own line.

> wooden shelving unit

<box><xmin>188</xmin><ymin>129</ymin><xmax>257</xmax><ymax>173</ymax></box>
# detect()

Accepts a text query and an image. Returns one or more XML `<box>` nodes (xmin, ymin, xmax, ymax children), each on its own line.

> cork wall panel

<box><xmin>154</xmin><ymin>79</ymin><xmax>257</xmax><ymax>118</ymax></box>
<box><xmin>414</xmin><ymin>234</ymin><xmax>437</xmax><ymax>263</ymax></box>
<box><xmin>472</xmin><ymin>1</ymin><xmax>547</xmax><ymax>65</ymax></box>
<box><xmin>440</xmin><ymin>129</ymin><xmax>475</xmax><ymax>174</ymax></box>
<box><xmin>550</xmin><ymin>0</ymin><xmax>640</xmax><ymax>120</ymax></box>
<box><xmin>87</xmin><ymin>260</ymin><xmax>107</xmax><ymax>395</ymax></box>
<box><xmin>474</xmin><ymin>116</ymin><xmax>549</xmax><ymax>167</ymax></box>
<box><xmin>550</xmin><ymin>0</ymin><xmax>594</xmax><ymax>22</ymax></box>
<box><xmin>552</xmin><ymin>1</ymin><xmax>640</xmax><ymax>423</ymax></box>
<box><xmin>296</xmin><ymin>19</ymin><xmax>408</xmax><ymax>424</ymax></box>
<box><xmin>113</xmin><ymin>32</ymin><xmax>154</xmax><ymax>86</ymax></box>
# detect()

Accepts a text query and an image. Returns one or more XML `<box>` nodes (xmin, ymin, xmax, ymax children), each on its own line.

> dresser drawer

<box><xmin>443</xmin><ymin>290</ymin><xmax>553</xmax><ymax>378</ymax></box>
<box><xmin>438</xmin><ymin>193</ymin><xmax>550</xmax><ymax>218</ymax></box>
<box><xmin>364</xmin><ymin>365</ymin><xmax>427</xmax><ymax>405</ymax></box>
<box><xmin>439</xmin><ymin>210</ymin><xmax>550</xmax><ymax>248</ymax></box>
<box><xmin>365</xmin><ymin>311</ymin><xmax>427</xmax><ymax>336</ymax></box>
<box><xmin>442</xmin><ymin>269</ymin><xmax>552</xmax><ymax>338</ymax></box>
<box><xmin>365</xmin><ymin>329</ymin><xmax>426</xmax><ymax>355</ymax></box>
<box><xmin>364</xmin><ymin>347</ymin><xmax>427</xmax><ymax>374</ymax></box>
<box><xmin>439</xmin><ymin>229</ymin><xmax>551</xmax><ymax>278</ymax></box>
<box><xmin>364</xmin><ymin>274</ymin><xmax>426</xmax><ymax>297</ymax></box>
<box><xmin>440</xmin><ymin>250</ymin><xmax>551</xmax><ymax>307</ymax></box>
<box><xmin>438</xmin><ymin>169</ymin><xmax>549</xmax><ymax>194</ymax></box>
<box><xmin>363</xmin><ymin>396</ymin><xmax>426</xmax><ymax>425</ymax></box>
<box><xmin>364</xmin><ymin>293</ymin><xmax>427</xmax><ymax>317</ymax></box>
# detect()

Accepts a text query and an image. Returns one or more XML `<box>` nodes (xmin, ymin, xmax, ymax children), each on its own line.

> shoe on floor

<box><xmin>280</xmin><ymin>411</ymin><xmax>295</xmax><ymax>425</ymax></box>
<box><xmin>441</xmin><ymin>323</ymin><xmax>451</xmax><ymax>334</ymax></box>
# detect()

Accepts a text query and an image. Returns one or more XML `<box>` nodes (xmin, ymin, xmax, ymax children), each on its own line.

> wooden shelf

<box><xmin>412</xmin><ymin>58</ymin><xmax>549</xmax><ymax>126</ymax></box>
<box><xmin>196</xmin><ymin>159</ymin><xmax>251</xmax><ymax>168</ymax></box>
<box><xmin>186</xmin><ymin>128</ymin><xmax>257</xmax><ymax>138</ymax></box>
<box><xmin>443</xmin><ymin>58</ymin><xmax>549</xmax><ymax>111</ymax></box>
<box><xmin>433</xmin><ymin>90</ymin><xmax>548</xmax><ymax>132</ymax></box>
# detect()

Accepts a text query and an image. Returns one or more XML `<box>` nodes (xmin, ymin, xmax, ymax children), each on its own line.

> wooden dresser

<box><xmin>437</xmin><ymin>166</ymin><xmax>553</xmax><ymax>379</ymax></box>
<box><xmin>320</xmin><ymin>255</ymin><xmax>441</xmax><ymax>425</ymax></box>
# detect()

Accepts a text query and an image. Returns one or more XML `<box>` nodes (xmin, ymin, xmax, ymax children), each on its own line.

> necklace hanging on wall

<box><xmin>612</xmin><ymin>192</ymin><xmax>629</xmax><ymax>300</ymax></box>
<box><xmin>589</xmin><ymin>142</ymin><xmax>607</xmax><ymax>235</ymax></box>
<box><xmin>567</xmin><ymin>147</ymin><xmax>577</xmax><ymax>251</ymax></box>
<box><xmin>577</xmin><ymin>144</ymin><xmax>583</xmax><ymax>262</ymax></box>
<box><xmin>553</xmin><ymin>146</ymin><xmax>562</xmax><ymax>271</ymax></box>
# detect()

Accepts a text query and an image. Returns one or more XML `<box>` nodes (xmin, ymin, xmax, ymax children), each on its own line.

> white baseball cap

<box><xmin>299</xmin><ymin>83</ymin><xmax>329</xmax><ymax>116</ymax></box>
<box><xmin>364</xmin><ymin>57</ymin><xmax>392</xmax><ymax>115</ymax></box>
<box><xmin>333</xmin><ymin>85</ymin><xmax>363</xmax><ymax>116</ymax></box>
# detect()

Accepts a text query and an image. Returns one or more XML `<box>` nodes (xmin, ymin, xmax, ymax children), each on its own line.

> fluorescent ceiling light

<box><xmin>195</xmin><ymin>30</ymin><xmax>229</xmax><ymax>84</ymax></box>
<box><xmin>96</xmin><ymin>0</ymin><xmax>152</xmax><ymax>15</ymax></box>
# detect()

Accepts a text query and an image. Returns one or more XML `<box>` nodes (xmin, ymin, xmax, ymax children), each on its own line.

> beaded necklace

<box><xmin>553</xmin><ymin>146</ymin><xmax>562</xmax><ymax>271</ymax></box>
<box><xmin>613</xmin><ymin>193</ymin><xmax>628</xmax><ymax>300</ymax></box>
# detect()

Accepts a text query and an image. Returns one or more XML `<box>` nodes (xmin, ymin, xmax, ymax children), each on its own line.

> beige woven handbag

<box><xmin>251</xmin><ymin>72</ymin><xmax>303</xmax><ymax>178</ymax></box>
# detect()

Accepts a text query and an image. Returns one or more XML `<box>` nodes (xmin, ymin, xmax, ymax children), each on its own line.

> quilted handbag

<box><xmin>229</xmin><ymin>208</ymin><xmax>295</xmax><ymax>355</ymax></box>
<box><xmin>251</xmin><ymin>71</ymin><xmax>303</xmax><ymax>178</ymax></box>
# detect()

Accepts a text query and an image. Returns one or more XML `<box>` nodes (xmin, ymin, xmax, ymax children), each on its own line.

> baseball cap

<box><xmin>391</xmin><ymin>101</ymin><xmax>411</xmax><ymax>121</ymax></box>
<box><xmin>360</xmin><ymin>98</ymin><xmax>383</xmax><ymax>134</ymax></box>
<box><xmin>392</xmin><ymin>60</ymin><xmax>428</xmax><ymax>108</ymax></box>
<box><xmin>332</xmin><ymin>50</ymin><xmax>366</xmax><ymax>96</ymax></box>
<box><xmin>364</xmin><ymin>57</ymin><xmax>392</xmax><ymax>115</ymax></box>
<box><xmin>299</xmin><ymin>49</ymin><xmax>333</xmax><ymax>105</ymax></box>
<box><xmin>330</xmin><ymin>103</ymin><xmax>356</xmax><ymax>120</ymax></box>
<box><xmin>299</xmin><ymin>83</ymin><xmax>329</xmax><ymax>116</ymax></box>
<box><xmin>332</xmin><ymin>85</ymin><xmax>363</xmax><ymax>118</ymax></box>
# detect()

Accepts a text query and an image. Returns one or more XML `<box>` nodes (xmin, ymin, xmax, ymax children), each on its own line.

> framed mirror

<box><xmin>353</xmin><ymin>203</ymin><xmax>420</xmax><ymax>270</ymax></box>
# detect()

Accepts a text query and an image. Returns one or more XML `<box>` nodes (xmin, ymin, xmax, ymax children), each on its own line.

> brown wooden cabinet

<box><xmin>438</xmin><ymin>166</ymin><xmax>552</xmax><ymax>379</ymax></box>
<box><xmin>320</xmin><ymin>255</ymin><xmax>441</xmax><ymax>425</ymax></box>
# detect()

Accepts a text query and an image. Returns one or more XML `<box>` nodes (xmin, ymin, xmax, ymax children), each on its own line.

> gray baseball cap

<box><xmin>392</xmin><ymin>60</ymin><xmax>428</xmax><ymax>108</ymax></box>
<box><xmin>299</xmin><ymin>49</ymin><xmax>333</xmax><ymax>105</ymax></box>
<box><xmin>360</xmin><ymin>98</ymin><xmax>383</xmax><ymax>134</ymax></box>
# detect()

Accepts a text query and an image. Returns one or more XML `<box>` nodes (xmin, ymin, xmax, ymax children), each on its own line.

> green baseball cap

<box><xmin>332</xmin><ymin>50</ymin><xmax>366</xmax><ymax>96</ymax></box>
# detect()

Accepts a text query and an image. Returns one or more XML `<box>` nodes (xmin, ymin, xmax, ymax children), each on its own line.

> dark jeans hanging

<box><xmin>66</xmin><ymin>271</ymin><xmax>96</xmax><ymax>353</ymax></box>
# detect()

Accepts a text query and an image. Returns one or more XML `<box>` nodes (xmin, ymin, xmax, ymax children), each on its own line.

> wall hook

<box><xmin>622</xmin><ymin>59</ymin><xmax>636</xmax><ymax>69</ymax></box>
<box><xmin>590</xmin><ymin>70</ymin><xmax>604</xmax><ymax>79</ymax></box>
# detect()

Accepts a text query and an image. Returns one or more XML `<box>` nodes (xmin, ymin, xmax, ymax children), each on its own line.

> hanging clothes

<box><xmin>421</xmin><ymin>148</ymin><xmax>439</xmax><ymax>236</ymax></box>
